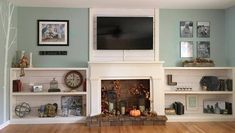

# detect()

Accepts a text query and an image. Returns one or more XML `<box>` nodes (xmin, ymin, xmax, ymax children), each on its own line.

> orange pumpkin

<box><xmin>130</xmin><ymin>109</ymin><xmax>141</xmax><ymax>117</ymax></box>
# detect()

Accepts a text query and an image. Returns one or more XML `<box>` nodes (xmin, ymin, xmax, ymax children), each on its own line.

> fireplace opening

<box><xmin>101</xmin><ymin>79</ymin><xmax>150</xmax><ymax>116</ymax></box>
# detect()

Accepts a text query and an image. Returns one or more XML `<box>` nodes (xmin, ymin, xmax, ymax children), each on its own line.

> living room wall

<box><xmin>0</xmin><ymin>0</ymin><xmax>17</xmax><ymax>125</ymax></box>
<box><xmin>17</xmin><ymin>7</ymin><xmax>89</xmax><ymax>67</ymax></box>
<box><xmin>159</xmin><ymin>9</ymin><xmax>226</xmax><ymax>67</ymax></box>
<box><xmin>225</xmin><ymin>6</ymin><xmax>235</xmax><ymax>66</ymax></box>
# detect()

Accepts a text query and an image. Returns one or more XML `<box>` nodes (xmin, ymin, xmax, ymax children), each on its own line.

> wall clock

<box><xmin>64</xmin><ymin>71</ymin><xmax>83</xmax><ymax>89</ymax></box>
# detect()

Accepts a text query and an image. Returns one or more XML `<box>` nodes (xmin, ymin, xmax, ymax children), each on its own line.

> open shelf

<box><xmin>164</xmin><ymin>67</ymin><xmax>234</xmax><ymax>70</ymax></box>
<box><xmin>165</xmin><ymin>91</ymin><xmax>233</xmax><ymax>95</ymax></box>
<box><xmin>11</xmin><ymin>115</ymin><xmax>86</xmax><ymax>124</ymax></box>
<box><xmin>167</xmin><ymin>114</ymin><xmax>234</xmax><ymax>122</ymax></box>
<box><xmin>12</xmin><ymin>92</ymin><xmax>87</xmax><ymax>96</ymax></box>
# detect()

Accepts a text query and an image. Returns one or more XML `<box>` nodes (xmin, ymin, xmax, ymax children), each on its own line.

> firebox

<box><xmin>101</xmin><ymin>79</ymin><xmax>150</xmax><ymax>116</ymax></box>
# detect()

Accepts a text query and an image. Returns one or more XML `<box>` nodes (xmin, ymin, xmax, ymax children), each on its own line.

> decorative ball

<box><xmin>15</xmin><ymin>102</ymin><xmax>31</xmax><ymax>118</ymax></box>
<box><xmin>130</xmin><ymin>109</ymin><xmax>141</xmax><ymax>117</ymax></box>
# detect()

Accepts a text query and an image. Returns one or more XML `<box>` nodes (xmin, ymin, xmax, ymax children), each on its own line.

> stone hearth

<box><xmin>87</xmin><ymin>114</ymin><xmax>167</xmax><ymax>127</ymax></box>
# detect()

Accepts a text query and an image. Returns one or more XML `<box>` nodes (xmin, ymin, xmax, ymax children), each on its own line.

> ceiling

<box><xmin>9</xmin><ymin>0</ymin><xmax>235</xmax><ymax>9</ymax></box>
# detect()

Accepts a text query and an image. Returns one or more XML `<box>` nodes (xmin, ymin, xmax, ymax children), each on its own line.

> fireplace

<box><xmin>101</xmin><ymin>79</ymin><xmax>151</xmax><ymax>116</ymax></box>
<box><xmin>88</xmin><ymin>61</ymin><xmax>165</xmax><ymax>116</ymax></box>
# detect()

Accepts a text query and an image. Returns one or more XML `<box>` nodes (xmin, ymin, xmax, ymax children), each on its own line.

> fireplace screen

<box><xmin>101</xmin><ymin>79</ymin><xmax>150</xmax><ymax>116</ymax></box>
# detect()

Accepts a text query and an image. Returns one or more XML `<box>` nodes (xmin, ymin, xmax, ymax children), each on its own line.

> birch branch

<box><xmin>0</xmin><ymin>5</ymin><xmax>7</xmax><ymax>36</ymax></box>
<box><xmin>8</xmin><ymin>28</ymin><xmax>17</xmax><ymax>50</ymax></box>
<box><xmin>9</xmin><ymin>3</ymin><xmax>14</xmax><ymax>20</ymax></box>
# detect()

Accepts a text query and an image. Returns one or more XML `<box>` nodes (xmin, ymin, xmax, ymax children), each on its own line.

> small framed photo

<box><xmin>186</xmin><ymin>95</ymin><xmax>198</xmax><ymax>111</ymax></box>
<box><xmin>197</xmin><ymin>41</ymin><xmax>210</xmax><ymax>58</ymax></box>
<box><xmin>180</xmin><ymin>41</ymin><xmax>193</xmax><ymax>58</ymax></box>
<box><xmin>197</xmin><ymin>21</ymin><xmax>210</xmax><ymax>38</ymax></box>
<box><xmin>180</xmin><ymin>21</ymin><xmax>193</xmax><ymax>38</ymax></box>
<box><xmin>37</xmin><ymin>20</ymin><xmax>69</xmax><ymax>46</ymax></box>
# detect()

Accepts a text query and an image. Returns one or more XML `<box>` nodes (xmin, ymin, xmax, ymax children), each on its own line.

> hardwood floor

<box><xmin>1</xmin><ymin>122</ymin><xmax>235</xmax><ymax>133</ymax></box>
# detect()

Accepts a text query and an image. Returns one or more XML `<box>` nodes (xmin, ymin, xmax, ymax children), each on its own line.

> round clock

<box><xmin>64</xmin><ymin>71</ymin><xmax>83</xmax><ymax>89</ymax></box>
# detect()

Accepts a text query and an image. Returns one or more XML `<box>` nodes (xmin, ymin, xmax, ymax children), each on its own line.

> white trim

<box><xmin>0</xmin><ymin>121</ymin><xmax>10</xmax><ymax>130</ymax></box>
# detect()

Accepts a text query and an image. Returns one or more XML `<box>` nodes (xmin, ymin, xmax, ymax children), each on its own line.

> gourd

<box><xmin>130</xmin><ymin>109</ymin><xmax>141</xmax><ymax>117</ymax></box>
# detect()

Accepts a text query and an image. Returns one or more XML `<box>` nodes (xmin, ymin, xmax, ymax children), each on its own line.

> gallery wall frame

<box><xmin>197</xmin><ymin>21</ymin><xmax>210</xmax><ymax>38</ymax></box>
<box><xmin>180</xmin><ymin>41</ymin><xmax>193</xmax><ymax>58</ymax></box>
<box><xmin>180</xmin><ymin>21</ymin><xmax>193</xmax><ymax>38</ymax></box>
<box><xmin>197</xmin><ymin>41</ymin><xmax>210</xmax><ymax>58</ymax></box>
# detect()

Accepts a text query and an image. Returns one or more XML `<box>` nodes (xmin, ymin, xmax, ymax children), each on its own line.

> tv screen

<box><xmin>96</xmin><ymin>17</ymin><xmax>153</xmax><ymax>50</ymax></box>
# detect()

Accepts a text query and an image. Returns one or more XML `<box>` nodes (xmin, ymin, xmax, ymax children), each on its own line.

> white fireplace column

<box><xmin>88</xmin><ymin>61</ymin><xmax>165</xmax><ymax>116</ymax></box>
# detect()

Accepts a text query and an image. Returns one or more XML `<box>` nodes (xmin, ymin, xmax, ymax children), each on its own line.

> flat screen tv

<box><xmin>96</xmin><ymin>17</ymin><xmax>153</xmax><ymax>50</ymax></box>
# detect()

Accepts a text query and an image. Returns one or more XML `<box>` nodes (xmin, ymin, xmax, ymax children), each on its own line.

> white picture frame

<box><xmin>186</xmin><ymin>95</ymin><xmax>198</xmax><ymax>111</ymax></box>
<box><xmin>180</xmin><ymin>41</ymin><xmax>193</xmax><ymax>58</ymax></box>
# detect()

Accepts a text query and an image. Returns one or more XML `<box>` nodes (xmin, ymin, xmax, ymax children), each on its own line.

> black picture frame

<box><xmin>197</xmin><ymin>41</ymin><xmax>210</xmax><ymax>58</ymax></box>
<box><xmin>37</xmin><ymin>20</ymin><xmax>69</xmax><ymax>46</ymax></box>
<box><xmin>197</xmin><ymin>21</ymin><xmax>210</xmax><ymax>38</ymax></box>
<box><xmin>180</xmin><ymin>21</ymin><xmax>193</xmax><ymax>38</ymax></box>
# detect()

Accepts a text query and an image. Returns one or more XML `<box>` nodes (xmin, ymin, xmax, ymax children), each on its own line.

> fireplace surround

<box><xmin>88</xmin><ymin>61</ymin><xmax>165</xmax><ymax>116</ymax></box>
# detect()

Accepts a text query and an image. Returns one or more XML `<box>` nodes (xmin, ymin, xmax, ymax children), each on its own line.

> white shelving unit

<box><xmin>10</xmin><ymin>68</ymin><xmax>89</xmax><ymax>124</ymax></box>
<box><xmin>164</xmin><ymin>67</ymin><xmax>235</xmax><ymax>122</ymax></box>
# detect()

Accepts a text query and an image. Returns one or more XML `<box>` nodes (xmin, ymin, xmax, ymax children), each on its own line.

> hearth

<box><xmin>101</xmin><ymin>79</ymin><xmax>151</xmax><ymax>116</ymax></box>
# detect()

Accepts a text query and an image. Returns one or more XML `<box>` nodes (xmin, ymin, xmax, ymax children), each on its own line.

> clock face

<box><xmin>64</xmin><ymin>71</ymin><xmax>83</xmax><ymax>89</ymax></box>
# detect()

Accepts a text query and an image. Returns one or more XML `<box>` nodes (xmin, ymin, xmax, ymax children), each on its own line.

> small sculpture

<box><xmin>15</xmin><ymin>102</ymin><xmax>31</xmax><ymax>118</ymax></box>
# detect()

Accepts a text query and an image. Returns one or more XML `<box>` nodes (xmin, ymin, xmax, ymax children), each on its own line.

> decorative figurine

<box><xmin>19</xmin><ymin>55</ymin><xmax>29</xmax><ymax>77</ymax></box>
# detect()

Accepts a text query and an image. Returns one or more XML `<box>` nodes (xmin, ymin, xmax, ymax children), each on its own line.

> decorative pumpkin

<box><xmin>130</xmin><ymin>109</ymin><xmax>141</xmax><ymax>117</ymax></box>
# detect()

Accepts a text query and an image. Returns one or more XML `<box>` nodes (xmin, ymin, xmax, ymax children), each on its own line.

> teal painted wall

<box><xmin>159</xmin><ymin>9</ymin><xmax>226</xmax><ymax>67</ymax></box>
<box><xmin>0</xmin><ymin>0</ymin><xmax>17</xmax><ymax>124</ymax></box>
<box><xmin>225</xmin><ymin>6</ymin><xmax>235</xmax><ymax>66</ymax></box>
<box><xmin>17</xmin><ymin>7</ymin><xmax>89</xmax><ymax>67</ymax></box>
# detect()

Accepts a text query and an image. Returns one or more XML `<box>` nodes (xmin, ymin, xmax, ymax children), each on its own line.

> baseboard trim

<box><xmin>0</xmin><ymin>121</ymin><xmax>10</xmax><ymax>130</ymax></box>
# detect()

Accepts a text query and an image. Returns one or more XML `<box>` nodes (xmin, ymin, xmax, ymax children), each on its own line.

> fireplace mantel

<box><xmin>88</xmin><ymin>61</ymin><xmax>165</xmax><ymax>116</ymax></box>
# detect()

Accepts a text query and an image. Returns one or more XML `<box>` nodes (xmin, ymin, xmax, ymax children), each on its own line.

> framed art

<box><xmin>203</xmin><ymin>100</ymin><xmax>225</xmax><ymax>114</ymax></box>
<box><xmin>180</xmin><ymin>41</ymin><xmax>193</xmax><ymax>58</ymax></box>
<box><xmin>61</xmin><ymin>96</ymin><xmax>83</xmax><ymax>116</ymax></box>
<box><xmin>197</xmin><ymin>41</ymin><xmax>210</xmax><ymax>58</ymax></box>
<box><xmin>186</xmin><ymin>95</ymin><xmax>198</xmax><ymax>111</ymax></box>
<box><xmin>180</xmin><ymin>21</ymin><xmax>193</xmax><ymax>38</ymax></box>
<box><xmin>37</xmin><ymin>20</ymin><xmax>69</xmax><ymax>46</ymax></box>
<box><xmin>197</xmin><ymin>21</ymin><xmax>210</xmax><ymax>38</ymax></box>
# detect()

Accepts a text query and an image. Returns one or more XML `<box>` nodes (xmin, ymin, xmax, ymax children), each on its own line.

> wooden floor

<box><xmin>1</xmin><ymin>122</ymin><xmax>235</xmax><ymax>133</ymax></box>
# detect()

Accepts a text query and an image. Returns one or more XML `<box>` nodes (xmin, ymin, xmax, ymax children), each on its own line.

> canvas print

<box><xmin>203</xmin><ymin>100</ymin><xmax>225</xmax><ymax>114</ymax></box>
<box><xmin>197</xmin><ymin>41</ymin><xmax>210</xmax><ymax>58</ymax></box>
<box><xmin>38</xmin><ymin>20</ymin><xmax>69</xmax><ymax>46</ymax></box>
<box><xmin>197</xmin><ymin>21</ymin><xmax>210</xmax><ymax>38</ymax></box>
<box><xmin>180</xmin><ymin>21</ymin><xmax>193</xmax><ymax>38</ymax></box>
<box><xmin>180</xmin><ymin>41</ymin><xmax>193</xmax><ymax>58</ymax></box>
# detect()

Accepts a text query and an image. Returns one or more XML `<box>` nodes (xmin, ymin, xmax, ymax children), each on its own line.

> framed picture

<box><xmin>37</xmin><ymin>20</ymin><xmax>69</xmax><ymax>46</ymax></box>
<box><xmin>61</xmin><ymin>96</ymin><xmax>83</xmax><ymax>116</ymax></box>
<box><xmin>186</xmin><ymin>95</ymin><xmax>198</xmax><ymax>111</ymax></box>
<box><xmin>203</xmin><ymin>100</ymin><xmax>225</xmax><ymax>114</ymax></box>
<box><xmin>197</xmin><ymin>21</ymin><xmax>210</xmax><ymax>38</ymax></box>
<box><xmin>197</xmin><ymin>41</ymin><xmax>210</xmax><ymax>58</ymax></box>
<box><xmin>180</xmin><ymin>21</ymin><xmax>193</xmax><ymax>38</ymax></box>
<box><xmin>180</xmin><ymin>41</ymin><xmax>193</xmax><ymax>58</ymax></box>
